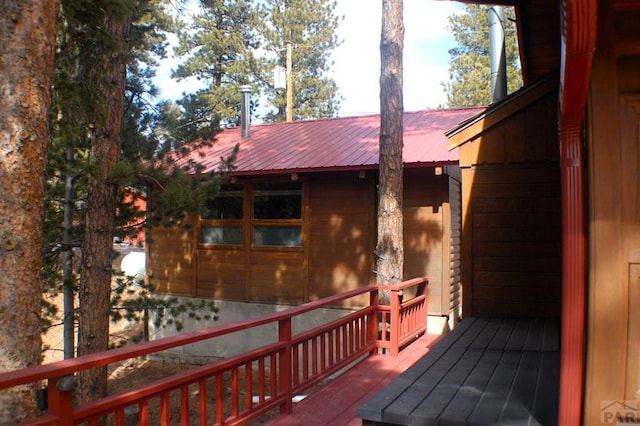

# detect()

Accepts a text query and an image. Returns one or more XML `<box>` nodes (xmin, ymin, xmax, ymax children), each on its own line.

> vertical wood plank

<box><xmin>461</xmin><ymin>168</ymin><xmax>475</xmax><ymax>318</ymax></box>
<box><xmin>585</xmin><ymin>7</ymin><xmax>629</xmax><ymax>423</ymax></box>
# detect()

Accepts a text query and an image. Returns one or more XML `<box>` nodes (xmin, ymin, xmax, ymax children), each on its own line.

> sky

<box><xmin>154</xmin><ymin>0</ymin><xmax>463</xmax><ymax>118</ymax></box>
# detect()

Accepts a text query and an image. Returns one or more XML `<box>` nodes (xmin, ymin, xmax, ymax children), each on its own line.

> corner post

<box><xmin>369</xmin><ymin>288</ymin><xmax>380</xmax><ymax>354</ymax></box>
<box><xmin>389</xmin><ymin>288</ymin><xmax>401</xmax><ymax>356</ymax></box>
<box><xmin>47</xmin><ymin>375</ymin><xmax>76</xmax><ymax>426</ymax></box>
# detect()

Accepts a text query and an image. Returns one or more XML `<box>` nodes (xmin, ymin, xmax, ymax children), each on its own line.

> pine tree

<box><xmin>0</xmin><ymin>1</ymin><xmax>59</xmax><ymax>421</ymax></box>
<box><xmin>259</xmin><ymin>0</ymin><xmax>342</xmax><ymax>122</ymax></box>
<box><xmin>172</xmin><ymin>0</ymin><xmax>262</xmax><ymax>131</ymax></box>
<box><xmin>443</xmin><ymin>4</ymin><xmax>522</xmax><ymax>107</ymax></box>
<box><xmin>376</xmin><ymin>0</ymin><xmax>404</xmax><ymax>301</ymax></box>
<box><xmin>44</xmin><ymin>1</ymin><xmax>228</xmax><ymax>387</ymax></box>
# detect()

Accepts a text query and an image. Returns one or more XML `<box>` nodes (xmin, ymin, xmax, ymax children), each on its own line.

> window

<box><xmin>202</xmin><ymin>185</ymin><xmax>243</xmax><ymax>220</ymax></box>
<box><xmin>199</xmin><ymin>181</ymin><xmax>303</xmax><ymax>248</ymax></box>
<box><xmin>200</xmin><ymin>184</ymin><xmax>244</xmax><ymax>246</ymax></box>
<box><xmin>253</xmin><ymin>182</ymin><xmax>302</xmax><ymax>220</ymax></box>
<box><xmin>253</xmin><ymin>182</ymin><xmax>302</xmax><ymax>247</ymax></box>
<box><xmin>200</xmin><ymin>225</ymin><xmax>243</xmax><ymax>245</ymax></box>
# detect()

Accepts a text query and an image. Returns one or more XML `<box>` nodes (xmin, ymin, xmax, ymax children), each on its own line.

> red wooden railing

<box><xmin>0</xmin><ymin>278</ymin><xmax>427</xmax><ymax>426</ymax></box>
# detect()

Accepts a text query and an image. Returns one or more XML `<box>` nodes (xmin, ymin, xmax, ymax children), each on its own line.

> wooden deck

<box><xmin>262</xmin><ymin>333</ymin><xmax>442</xmax><ymax>426</ymax></box>
<box><xmin>357</xmin><ymin>317</ymin><xmax>560</xmax><ymax>426</ymax></box>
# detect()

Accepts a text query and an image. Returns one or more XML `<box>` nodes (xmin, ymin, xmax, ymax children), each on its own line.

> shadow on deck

<box><xmin>266</xmin><ymin>317</ymin><xmax>560</xmax><ymax>426</ymax></box>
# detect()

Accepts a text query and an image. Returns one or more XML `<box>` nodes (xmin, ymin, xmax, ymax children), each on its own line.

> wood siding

<box><xmin>457</xmin><ymin>85</ymin><xmax>562</xmax><ymax>318</ymax></box>
<box><xmin>584</xmin><ymin>6</ymin><xmax>640</xmax><ymax>424</ymax></box>
<box><xmin>308</xmin><ymin>172</ymin><xmax>376</xmax><ymax>307</ymax></box>
<box><xmin>403</xmin><ymin>168</ymin><xmax>451</xmax><ymax>316</ymax></box>
<box><xmin>447</xmin><ymin>173</ymin><xmax>462</xmax><ymax>322</ymax></box>
<box><xmin>147</xmin><ymin>219</ymin><xmax>195</xmax><ymax>296</ymax></box>
<box><xmin>149</xmin><ymin>170</ymin><xmax>454</xmax><ymax>312</ymax></box>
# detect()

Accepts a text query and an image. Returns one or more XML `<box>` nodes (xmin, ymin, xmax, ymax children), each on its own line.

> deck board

<box><xmin>357</xmin><ymin>317</ymin><xmax>560</xmax><ymax>426</ymax></box>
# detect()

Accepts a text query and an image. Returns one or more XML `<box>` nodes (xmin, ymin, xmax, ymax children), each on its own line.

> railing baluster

<box><xmin>140</xmin><ymin>400</ymin><xmax>149</xmax><ymax>425</ymax></box>
<box><xmin>292</xmin><ymin>344</ymin><xmax>299</xmax><ymax>387</ymax></box>
<box><xmin>244</xmin><ymin>361</ymin><xmax>253</xmax><ymax>410</ymax></box>
<box><xmin>181</xmin><ymin>384</ymin><xmax>189</xmax><ymax>425</ymax></box>
<box><xmin>216</xmin><ymin>373</ymin><xmax>224</xmax><ymax>425</ymax></box>
<box><xmin>328</xmin><ymin>330</ymin><xmax>335</xmax><ymax>366</ymax></box>
<box><xmin>320</xmin><ymin>332</ymin><xmax>327</xmax><ymax>372</ymax></box>
<box><xmin>231</xmin><ymin>367</ymin><xmax>239</xmax><ymax>417</ymax></box>
<box><xmin>312</xmin><ymin>335</ymin><xmax>319</xmax><ymax>377</ymax></box>
<box><xmin>160</xmin><ymin>392</ymin><xmax>170</xmax><ymax>426</ymax></box>
<box><xmin>115</xmin><ymin>408</ymin><xmax>125</xmax><ymax>426</ymax></box>
<box><xmin>199</xmin><ymin>379</ymin><xmax>207</xmax><ymax>426</ymax></box>
<box><xmin>258</xmin><ymin>357</ymin><xmax>266</xmax><ymax>403</ymax></box>
<box><xmin>302</xmin><ymin>340</ymin><xmax>309</xmax><ymax>381</ymax></box>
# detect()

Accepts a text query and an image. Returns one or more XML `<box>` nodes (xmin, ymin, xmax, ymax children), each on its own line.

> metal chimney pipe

<box><xmin>489</xmin><ymin>6</ymin><xmax>507</xmax><ymax>103</ymax></box>
<box><xmin>240</xmin><ymin>85</ymin><xmax>252</xmax><ymax>138</ymax></box>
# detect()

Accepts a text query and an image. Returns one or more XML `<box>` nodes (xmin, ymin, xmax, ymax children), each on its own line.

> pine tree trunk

<box><xmin>77</xmin><ymin>10</ymin><xmax>132</xmax><ymax>404</ymax></box>
<box><xmin>0</xmin><ymin>1</ymin><xmax>59</xmax><ymax>422</ymax></box>
<box><xmin>377</xmin><ymin>0</ymin><xmax>404</xmax><ymax>302</ymax></box>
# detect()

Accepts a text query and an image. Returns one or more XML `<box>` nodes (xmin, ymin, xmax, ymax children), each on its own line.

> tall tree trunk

<box><xmin>0</xmin><ymin>1</ymin><xmax>59</xmax><ymax>422</ymax></box>
<box><xmin>77</xmin><ymin>8</ymin><xmax>132</xmax><ymax>403</ymax></box>
<box><xmin>377</xmin><ymin>0</ymin><xmax>404</xmax><ymax>301</ymax></box>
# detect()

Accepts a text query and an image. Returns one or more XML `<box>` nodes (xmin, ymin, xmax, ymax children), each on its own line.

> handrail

<box><xmin>0</xmin><ymin>278</ymin><xmax>428</xmax><ymax>425</ymax></box>
<box><xmin>0</xmin><ymin>286</ymin><xmax>374</xmax><ymax>389</ymax></box>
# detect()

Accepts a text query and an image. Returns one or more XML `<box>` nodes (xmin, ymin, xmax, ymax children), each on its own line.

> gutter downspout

<box><xmin>558</xmin><ymin>0</ymin><xmax>597</xmax><ymax>425</ymax></box>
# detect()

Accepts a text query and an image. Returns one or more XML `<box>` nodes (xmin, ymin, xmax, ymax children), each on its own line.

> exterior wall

<box><xmin>403</xmin><ymin>168</ymin><xmax>453</xmax><ymax>317</ymax></box>
<box><xmin>147</xmin><ymin>217</ymin><xmax>195</xmax><ymax>296</ymax></box>
<box><xmin>307</xmin><ymin>171</ymin><xmax>376</xmax><ymax>307</ymax></box>
<box><xmin>447</xmin><ymin>170</ymin><xmax>463</xmax><ymax>326</ymax></box>
<box><xmin>148</xmin><ymin>169</ymin><xmax>453</xmax><ymax>319</ymax></box>
<box><xmin>584</xmin><ymin>4</ymin><xmax>640</xmax><ymax>424</ymax></box>
<box><xmin>456</xmin><ymin>82</ymin><xmax>562</xmax><ymax>318</ymax></box>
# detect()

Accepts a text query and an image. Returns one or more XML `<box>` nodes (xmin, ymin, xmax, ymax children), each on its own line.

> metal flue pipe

<box><xmin>489</xmin><ymin>6</ymin><xmax>507</xmax><ymax>103</ymax></box>
<box><xmin>240</xmin><ymin>85</ymin><xmax>252</xmax><ymax>138</ymax></box>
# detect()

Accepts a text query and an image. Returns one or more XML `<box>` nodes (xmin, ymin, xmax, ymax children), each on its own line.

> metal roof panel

<box><xmin>172</xmin><ymin>107</ymin><xmax>485</xmax><ymax>174</ymax></box>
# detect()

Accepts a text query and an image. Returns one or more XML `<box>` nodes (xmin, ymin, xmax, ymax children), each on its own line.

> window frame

<box><xmin>199</xmin><ymin>183</ymin><xmax>246</xmax><ymax>248</ymax></box>
<box><xmin>250</xmin><ymin>179</ymin><xmax>303</xmax><ymax>249</ymax></box>
<box><xmin>198</xmin><ymin>177</ymin><xmax>306</xmax><ymax>251</ymax></box>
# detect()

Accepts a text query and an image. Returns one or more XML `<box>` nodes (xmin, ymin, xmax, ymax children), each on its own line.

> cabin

<box><xmin>147</xmin><ymin>108</ymin><xmax>483</xmax><ymax>356</ymax></box>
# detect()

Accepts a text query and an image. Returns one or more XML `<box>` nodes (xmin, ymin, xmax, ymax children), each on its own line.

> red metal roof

<box><xmin>174</xmin><ymin>108</ymin><xmax>485</xmax><ymax>175</ymax></box>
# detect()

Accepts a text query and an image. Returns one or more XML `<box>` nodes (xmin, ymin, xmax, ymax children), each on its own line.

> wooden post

<box><xmin>389</xmin><ymin>288</ymin><xmax>401</xmax><ymax>356</ymax></box>
<box><xmin>278</xmin><ymin>318</ymin><xmax>293</xmax><ymax>414</ymax></box>
<box><xmin>369</xmin><ymin>289</ymin><xmax>379</xmax><ymax>355</ymax></box>
<box><xmin>47</xmin><ymin>376</ymin><xmax>76</xmax><ymax>426</ymax></box>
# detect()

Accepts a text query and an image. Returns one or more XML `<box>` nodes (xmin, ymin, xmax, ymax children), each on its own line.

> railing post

<box><xmin>369</xmin><ymin>288</ymin><xmax>380</xmax><ymax>354</ymax></box>
<box><xmin>47</xmin><ymin>375</ymin><xmax>76</xmax><ymax>426</ymax></box>
<box><xmin>389</xmin><ymin>288</ymin><xmax>401</xmax><ymax>357</ymax></box>
<box><xmin>278</xmin><ymin>318</ymin><xmax>293</xmax><ymax>414</ymax></box>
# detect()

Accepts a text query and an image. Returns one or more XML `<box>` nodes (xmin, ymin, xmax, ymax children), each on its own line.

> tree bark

<box><xmin>377</xmin><ymin>0</ymin><xmax>404</xmax><ymax>300</ymax></box>
<box><xmin>77</xmin><ymin>9</ymin><xmax>132</xmax><ymax>403</ymax></box>
<box><xmin>0</xmin><ymin>1</ymin><xmax>59</xmax><ymax>422</ymax></box>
